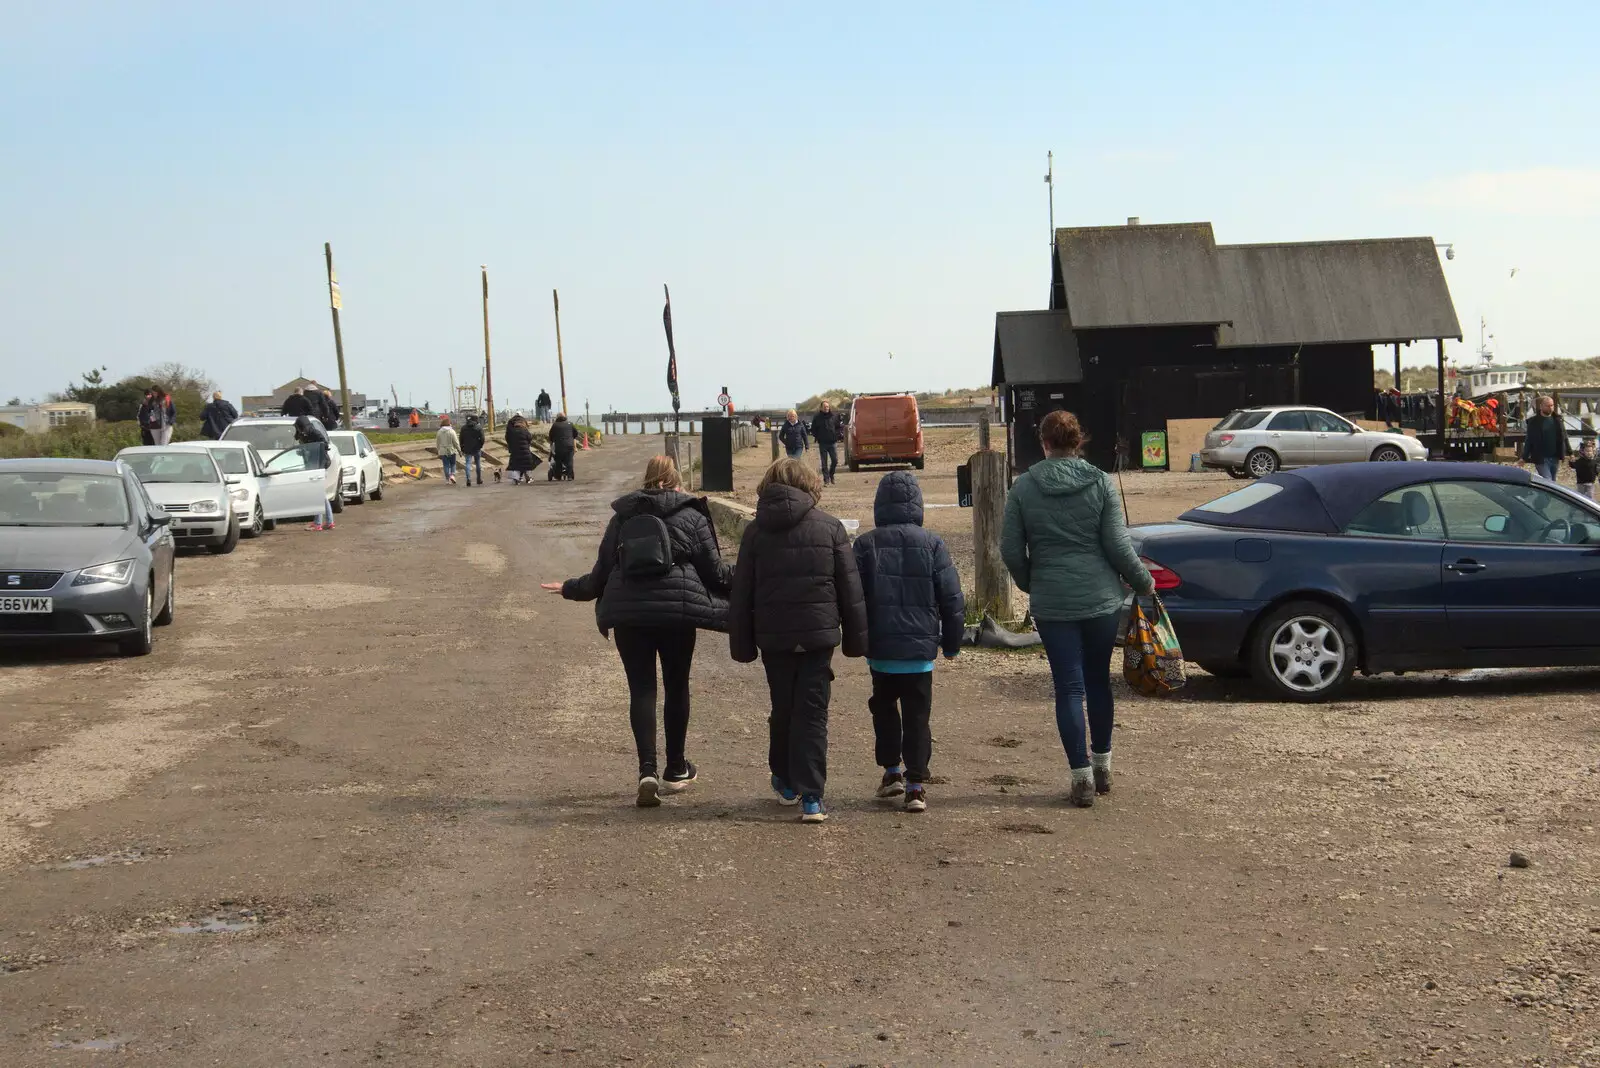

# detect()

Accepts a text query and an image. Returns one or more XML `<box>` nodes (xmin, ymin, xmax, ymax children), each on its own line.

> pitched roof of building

<box><xmin>992</xmin><ymin>311</ymin><xmax>1081</xmax><ymax>386</ymax></box>
<box><xmin>1051</xmin><ymin>223</ymin><xmax>1462</xmax><ymax>346</ymax></box>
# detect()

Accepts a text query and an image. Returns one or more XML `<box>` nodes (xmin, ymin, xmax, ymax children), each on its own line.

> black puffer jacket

<box><xmin>562</xmin><ymin>490</ymin><xmax>732</xmax><ymax>634</ymax></box>
<box><xmin>809</xmin><ymin>411</ymin><xmax>840</xmax><ymax>445</ymax></box>
<box><xmin>505</xmin><ymin>420</ymin><xmax>538</xmax><ymax>472</ymax></box>
<box><xmin>852</xmin><ymin>472</ymin><xmax>965</xmax><ymax>661</ymax></box>
<box><xmin>458</xmin><ymin>421</ymin><xmax>486</xmax><ymax>454</ymax></box>
<box><xmin>729</xmin><ymin>484</ymin><xmax>868</xmax><ymax>662</ymax></box>
<box><xmin>777</xmin><ymin>419</ymin><xmax>808</xmax><ymax>453</ymax></box>
<box><xmin>281</xmin><ymin>393</ymin><xmax>312</xmax><ymax>419</ymax></box>
<box><xmin>549</xmin><ymin>418</ymin><xmax>578</xmax><ymax>453</ymax></box>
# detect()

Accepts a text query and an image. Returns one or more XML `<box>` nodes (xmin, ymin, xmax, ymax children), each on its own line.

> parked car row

<box><xmin>0</xmin><ymin>417</ymin><xmax>389</xmax><ymax>658</ymax></box>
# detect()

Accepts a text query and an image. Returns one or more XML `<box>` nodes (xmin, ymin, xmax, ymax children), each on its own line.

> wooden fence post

<box><xmin>970</xmin><ymin>415</ymin><xmax>1012</xmax><ymax>620</ymax></box>
<box><xmin>770</xmin><ymin>430</ymin><xmax>780</xmax><ymax>462</ymax></box>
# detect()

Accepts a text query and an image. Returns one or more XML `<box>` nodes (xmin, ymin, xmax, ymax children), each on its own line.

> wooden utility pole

<box><xmin>324</xmin><ymin>243</ymin><xmax>352</xmax><ymax>430</ymax></box>
<box><xmin>480</xmin><ymin>266</ymin><xmax>496</xmax><ymax>431</ymax></box>
<box><xmin>553</xmin><ymin>289</ymin><xmax>569</xmax><ymax>419</ymax></box>
<box><xmin>970</xmin><ymin>411</ymin><xmax>1013</xmax><ymax>620</ymax></box>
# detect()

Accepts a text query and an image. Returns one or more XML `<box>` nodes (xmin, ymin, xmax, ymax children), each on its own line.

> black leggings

<box><xmin>612</xmin><ymin>626</ymin><xmax>697</xmax><ymax>777</ymax></box>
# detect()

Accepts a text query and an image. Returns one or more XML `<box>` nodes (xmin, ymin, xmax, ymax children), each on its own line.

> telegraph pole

<box><xmin>480</xmin><ymin>265</ymin><xmax>496</xmax><ymax>431</ymax></box>
<box><xmin>553</xmin><ymin>289</ymin><xmax>569</xmax><ymax>419</ymax></box>
<box><xmin>324</xmin><ymin>243</ymin><xmax>352</xmax><ymax>429</ymax></box>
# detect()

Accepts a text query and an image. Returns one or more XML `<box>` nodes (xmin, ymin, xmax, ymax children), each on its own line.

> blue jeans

<box><xmin>1534</xmin><ymin>458</ymin><xmax>1559</xmax><ymax>482</ymax></box>
<box><xmin>818</xmin><ymin>442</ymin><xmax>838</xmax><ymax>481</ymax></box>
<box><xmin>1036</xmin><ymin>614</ymin><xmax>1121</xmax><ymax>770</ymax></box>
<box><xmin>442</xmin><ymin>455</ymin><xmax>457</xmax><ymax>480</ymax></box>
<box><xmin>462</xmin><ymin>452</ymin><xmax>481</xmax><ymax>483</ymax></box>
<box><xmin>786</xmin><ymin>447</ymin><xmax>805</xmax><ymax>460</ymax></box>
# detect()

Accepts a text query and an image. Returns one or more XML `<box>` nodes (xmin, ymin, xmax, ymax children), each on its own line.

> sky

<box><xmin>2</xmin><ymin>1</ymin><xmax>1597</xmax><ymax>415</ymax></box>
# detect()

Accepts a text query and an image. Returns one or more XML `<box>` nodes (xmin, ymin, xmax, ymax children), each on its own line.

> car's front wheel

<box><xmin>119</xmin><ymin>586</ymin><xmax>154</xmax><ymax>657</ymax></box>
<box><xmin>1371</xmin><ymin>445</ymin><xmax>1407</xmax><ymax>463</ymax></box>
<box><xmin>244</xmin><ymin>502</ymin><xmax>265</xmax><ymax>538</ymax></box>
<box><xmin>330</xmin><ymin>492</ymin><xmax>344</xmax><ymax>515</ymax></box>
<box><xmin>369</xmin><ymin>481</ymin><xmax>383</xmax><ymax>501</ymax></box>
<box><xmin>208</xmin><ymin>517</ymin><xmax>240</xmax><ymax>555</ymax></box>
<box><xmin>153</xmin><ymin>570</ymin><xmax>175</xmax><ymax>626</ymax></box>
<box><xmin>1245</xmin><ymin>448</ymin><xmax>1280</xmax><ymax>478</ymax></box>
<box><xmin>1250</xmin><ymin>601</ymin><xmax>1357</xmax><ymax>702</ymax></box>
<box><xmin>350</xmin><ymin>476</ymin><xmax>367</xmax><ymax>504</ymax></box>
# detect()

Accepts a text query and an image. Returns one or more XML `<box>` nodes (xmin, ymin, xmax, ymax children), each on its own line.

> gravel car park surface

<box><xmin>0</xmin><ymin>434</ymin><xmax>1595</xmax><ymax>1066</ymax></box>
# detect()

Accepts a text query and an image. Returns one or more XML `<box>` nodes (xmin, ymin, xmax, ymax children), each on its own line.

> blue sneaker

<box><xmin>771</xmin><ymin>775</ymin><xmax>799</xmax><ymax>806</ymax></box>
<box><xmin>800</xmin><ymin>796</ymin><xmax>828</xmax><ymax>823</ymax></box>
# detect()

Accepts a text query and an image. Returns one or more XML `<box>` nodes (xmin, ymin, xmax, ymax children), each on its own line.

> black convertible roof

<box><xmin>1180</xmin><ymin>463</ymin><xmax>1534</xmax><ymax>534</ymax></box>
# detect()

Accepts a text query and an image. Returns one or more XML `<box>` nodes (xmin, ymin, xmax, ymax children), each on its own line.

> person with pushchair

<box><xmin>549</xmin><ymin>412</ymin><xmax>579</xmax><ymax>480</ymax></box>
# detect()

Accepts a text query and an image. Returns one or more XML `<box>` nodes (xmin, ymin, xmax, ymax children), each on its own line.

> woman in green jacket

<box><xmin>1001</xmin><ymin>411</ymin><xmax>1153</xmax><ymax>807</ymax></box>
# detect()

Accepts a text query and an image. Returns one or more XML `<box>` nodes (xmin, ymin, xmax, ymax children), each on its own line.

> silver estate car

<box><xmin>1200</xmin><ymin>406</ymin><xmax>1428</xmax><ymax>478</ymax></box>
<box><xmin>0</xmin><ymin>458</ymin><xmax>177</xmax><ymax>657</ymax></box>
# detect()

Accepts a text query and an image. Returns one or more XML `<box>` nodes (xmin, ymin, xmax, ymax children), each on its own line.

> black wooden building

<box><xmin>993</xmin><ymin>221</ymin><xmax>1462</xmax><ymax>471</ymax></box>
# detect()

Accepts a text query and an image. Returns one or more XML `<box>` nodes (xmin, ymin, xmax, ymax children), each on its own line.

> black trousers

<box><xmin>818</xmin><ymin>442</ymin><xmax>839</xmax><ymax>481</ymax></box>
<box><xmin>868</xmin><ymin>670</ymin><xmax>934</xmax><ymax>783</ymax></box>
<box><xmin>612</xmin><ymin>626</ymin><xmax>697</xmax><ymax>777</ymax></box>
<box><xmin>762</xmin><ymin>647</ymin><xmax>835</xmax><ymax>799</ymax></box>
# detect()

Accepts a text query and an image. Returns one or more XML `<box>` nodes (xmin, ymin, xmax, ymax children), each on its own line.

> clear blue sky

<box><xmin>2</xmin><ymin>1</ymin><xmax>1595</xmax><ymax>413</ymax></box>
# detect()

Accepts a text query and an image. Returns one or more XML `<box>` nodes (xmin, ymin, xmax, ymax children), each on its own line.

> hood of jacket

<box><xmin>1028</xmin><ymin>456</ymin><xmax>1103</xmax><ymax>497</ymax></box>
<box><xmin>755</xmin><ymin>483</ymin><xmax>815</xmax><ymax>531</ymax></box>
<box><xmin>872</xmin><ymin>470</ymin><xmax>924</xmax><ymax>527</ymax></box>
<box><xmin>612</xmin><ymin>488</ymin><xmax>698</xmax><ymax>518</ymax></box>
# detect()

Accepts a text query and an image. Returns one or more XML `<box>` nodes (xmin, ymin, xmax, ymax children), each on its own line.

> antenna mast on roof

<box><xmin>1043</xmin><ymin>151</ymin><xmax>1055</xmax><ymax>246</ymax></box>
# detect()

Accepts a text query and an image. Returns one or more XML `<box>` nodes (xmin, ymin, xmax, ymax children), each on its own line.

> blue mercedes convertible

<box><xmin>1130</xmin><ymin>463</ymin><xmax>1600</xmax><ymax>701</ymax></box>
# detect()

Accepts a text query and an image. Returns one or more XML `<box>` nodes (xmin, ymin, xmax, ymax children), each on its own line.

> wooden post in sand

<box><xmin>970</xmin><ymin>412</ymin><xmax>1012</xmax><ymax>620</ymax></box>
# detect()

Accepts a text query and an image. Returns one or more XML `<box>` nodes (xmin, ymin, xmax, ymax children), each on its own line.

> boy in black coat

<box><xmin>729</xmin><ymin>459</ymin><xmax>868</xmax><ymax>823</ymax></box>
<box><xmin>852</xmin><ymin>471</ymin><xmax>964</xmax><ymax>812</ymax></box>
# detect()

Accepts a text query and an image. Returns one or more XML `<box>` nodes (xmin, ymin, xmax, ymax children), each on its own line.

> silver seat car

<box><xmin>1200</xmin><ymin>406</ymin><xmax>1429</xmax><ymax>478</ymax></box>
<box><xmin>0</xmin><ymin>458</ymin><xmax>177</xmax><ymax>657</ymax></box>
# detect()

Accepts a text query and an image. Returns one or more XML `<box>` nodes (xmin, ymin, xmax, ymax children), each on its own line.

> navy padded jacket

<box><xmin>852</xmin><ymin>471</ymin><xmax>965</xmax><ymax>661</ymax></box>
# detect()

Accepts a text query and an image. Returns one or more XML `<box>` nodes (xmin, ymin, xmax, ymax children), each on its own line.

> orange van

<box><xmin>846</xmin><ymin>393</ymin><xmax>924</xmax><ymax>472</ymax></box>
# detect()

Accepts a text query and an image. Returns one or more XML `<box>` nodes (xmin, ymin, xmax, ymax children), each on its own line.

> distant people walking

<box><xmin>811</xmin><ymin>401</ymin><xmax>842</xmax><ymax>485</ymax></box>
<box><xmin>435</xmin><ymin>415</ymin><xmax>462</xmax><ymax>484</ymax></box>
<box><xmin>536</xmin><ymin>389</ymin><xmax>553</xmax><ymax>424</ymax></box>
<box><xmin>1576</xmin><ymin>439</ymin><xmax>1596</xmax><ymax>500</ymax></box>
<box><xmin>459</xmin><ymin>414</ymin><xmax>486</xmax><ymax>487</ymax></box>
<box><xmin>853</xmin><ymin>471</ymin><xmax>964</xmax><ymax>813</ymax></box>
<box><xmin>1523</xmin><ymin>395</ymin><xmax>1569</xmax><ymax>482</ymax></box>
<box><xmin>294</xmin><ymin>413</ymin><xmax>335</xmax><ymax>531</ymax></box>
<box><xmin>387</xmin><ymin>408</ymin><xmax>401</xmax><ymax>429</ymax></box>
<box><xmin>1000</xmin><ymin>410</ymin><xmax>1153</xmax><ymax>808</ymax></box>
<box><xmin>543</xmin><ymin>455</ymin><xmax>732</xmax><ymax>807</ymax></box>
<box><xmin>156</xmin><ymin>392</ymin><xmax>176</xmax><ymax>444</ymax></box>
<box><xmin>729</xmin><ymin>458</ymin><xmax>868</xmax><ymax>824</ymax></box>
<box><xmin>778</xmin><ymin>409</ymin><xmax>808</xmax><ymax>460</ymax></box>
<box><xmin>281</xmin><ymin>387</ymin><xmax>313</xmax><ymax>420</ymax></box>
<box><xmin>549</xmin><ymin>413</ymin><xmax>578</xmax><ymax>481</ymax></box>
<box><xmin>200</xmin><ymin>391</ymin><xmax>239</xmax><ymax>439</ymax></box>
<box><xmin>504</xmin><ymin>413</ymin><xmax>542</xmax><ymax>484</ymax></box>
<box><xmin>136</xmin><ymin>389</ymin><xmax>165</xmax><ymax>446</ymax></box>
<box><xmin>409</xmin><ymin>408</ymin><xmax>421</xmax><ymax>429</ymax></box>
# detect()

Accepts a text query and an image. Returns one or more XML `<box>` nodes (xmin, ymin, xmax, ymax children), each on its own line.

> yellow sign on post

<box><xmin>328</xmin><ymin>277</ymin><xmax>342</xmax><ymax>311</ymax></box>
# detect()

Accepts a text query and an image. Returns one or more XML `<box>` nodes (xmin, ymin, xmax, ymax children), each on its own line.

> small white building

<box><xmin>0</xmin><ymin>401</ymin><xmax>97</xmax><ymax>433</ymax></box>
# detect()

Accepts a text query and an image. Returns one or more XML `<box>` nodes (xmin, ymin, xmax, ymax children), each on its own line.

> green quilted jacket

<box><xmin>1000</xmin><ymin>457</ymin><xmax>1153</xmax><ymax>622</ymax></box>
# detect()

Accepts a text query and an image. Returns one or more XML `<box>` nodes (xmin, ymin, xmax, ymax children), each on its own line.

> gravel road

<box><xmin>1</xmin><ymin>436</ymin><xmax>1595</xmax><ymax>1066</ymax></box>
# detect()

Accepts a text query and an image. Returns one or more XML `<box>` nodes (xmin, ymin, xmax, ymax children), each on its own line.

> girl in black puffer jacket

<box><xmin>544</xmin><ymin>455</ymin><xmax>732</xmax><ymax>807</ymax></box>
<box><xmin>729</xmin><ymin>458</ymin><xmax>868</xmax><ymax>823</ymax></box>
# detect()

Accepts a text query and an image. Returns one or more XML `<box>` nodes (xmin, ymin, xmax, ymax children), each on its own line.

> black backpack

<box><xmin>617</xmin><ymin>513</ymin><xmax>674</xmax><ymax>579</ymax></box>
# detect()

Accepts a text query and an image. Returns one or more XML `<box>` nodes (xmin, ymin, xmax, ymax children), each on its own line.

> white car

<box><xmin>1201</xmin><ymin>405</ymin><xmax>1430</xmax><ymax>478</ymax></box>
<box><xmin>194</xmin><ymin>440</ymin><xmax>341</xmax><ymax>537</ymax></box>
<box><xmin>218</xmin><ymin>417</ymin><xmax>344</xmax><ymax>519</ymax></box>
<box><xmin>326</xmin><ymin>430</ymin><xmax>385</xmax><ymax>504</ymax></box>
<box><xmin>115</xmin><ymin>445</ymin><xmax>240</xmax><ymax>554</ymax></box>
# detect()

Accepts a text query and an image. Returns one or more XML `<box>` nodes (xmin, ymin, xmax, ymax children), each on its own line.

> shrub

<box><xmin>0</xmin><ymin>420</ymin><xmax>201</xmax><ymax>461</ymax></box>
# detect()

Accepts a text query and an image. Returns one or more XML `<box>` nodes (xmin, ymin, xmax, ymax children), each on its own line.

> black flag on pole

<box><xmin>663</xmin><ymin>284</ymin><xmax>680</xmax><ymax>413</ymax></box>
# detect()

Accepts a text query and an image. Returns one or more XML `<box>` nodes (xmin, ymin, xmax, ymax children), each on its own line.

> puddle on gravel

<box><xmin>51</xmin><ymin>849</ymin><xmax>156</xmax><ymax>871</ymax></box>
<box><xmin>168</xmin><ymin>908</ymin><xmax>267</xmax><ymax>935</ymax></box>
<box><xmin>51</xmin><ymin>1036</ymin><xmax>132</xmax><ymax>1051</ymax></box>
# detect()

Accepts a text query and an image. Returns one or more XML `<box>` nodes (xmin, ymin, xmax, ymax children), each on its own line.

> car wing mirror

<box><xmin>1484</xmin><ymin>514</ymin><xmax>1509</xmax><ymax>534</ymax></box>
<box><xmin>226</xmin><ymin>476</ymin><xmax>242</xmax><ymax>485</ymax></box>
<box><xmin>152</xmin><ymin>513</ymin><xmax>173</xmax><ymax>527</ymax></box>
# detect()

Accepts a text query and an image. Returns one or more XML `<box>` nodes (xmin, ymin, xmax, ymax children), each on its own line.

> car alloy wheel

<box><xmin>1268</xmin><ymin>616</ymin><xmax>1346</xmax><ymax>694</ymax></box>
<box><xmin>1372</xmin><ymin>445</ymin><xmax>1406</xmax><ymax>462</ymax></box>
<box><xmin>1246</xmin><ymin>448</ymin><xmax>1279</xmax><ymax>478</ymax></box>
<box><xmin>248</xmin><ymin>502</ymin><xmax>265</xmax><ymax>536</ymax></box>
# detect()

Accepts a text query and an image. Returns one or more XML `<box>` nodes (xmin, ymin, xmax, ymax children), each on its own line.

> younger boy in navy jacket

<box><xmin>852</xmin><ymin>472</ymin><xmax>965</xmax><ymax>812</ymax></box>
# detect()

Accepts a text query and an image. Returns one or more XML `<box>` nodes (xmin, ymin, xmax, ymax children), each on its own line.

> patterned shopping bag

<box><xmin>1121</xmin><ymin>595</ymin><xmax>1187</xmax><ymax>696</ymax></box>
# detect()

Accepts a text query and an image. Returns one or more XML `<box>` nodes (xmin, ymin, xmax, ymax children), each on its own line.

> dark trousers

<box><xmin>551</xmin><ymin>448</ymin><xmax>575</xmax><ymax>479</ymax></box>
<box><xmin>140</xmin><ymin>428</ymin><xmax>156</xmax><ymax>446</ymax></box>
<box><xmin>1036</xmin><ymin>614</ymin><xmax>1120</xmax><ymax>769</ymax></box>
<box><xmin>868</xmin><ymin>670</ymin><xmax>934</xmax><ymax>782</ymax></box>
<box><xmin>818</xmin><ymin>442</ymin><xmax>839</xmax><ymax>482</ymax></box>
<box><xmin>762</xmin><ymin>646</ymin><xmax>835</xmax><ymax>799</ymax></box>
<box><xmin>612</xmin><ymin>626</ymin><xmax>697</xmax><ymax>777</ymax></box>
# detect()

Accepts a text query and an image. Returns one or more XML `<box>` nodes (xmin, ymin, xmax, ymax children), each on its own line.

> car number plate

<box><xmin>858</xmin><ymin>444</ymin><xmax>883</xmax><ymax>452</ymax></box>
<box><xmin>0</xmin><ymin>596</ymin><xmax>52</xmax><ymax>613</ymax></box>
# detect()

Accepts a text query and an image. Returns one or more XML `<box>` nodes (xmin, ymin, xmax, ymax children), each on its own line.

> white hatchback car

<box><xmin>218</xmin><ymin>417</ymin><xmax>343</xmax><ymax>518</ymax></box>
<box><xmin>327</xmin><ymin>430</ymin><xmax>385</xmax><ymax>504</ymax></box>
<box><xmin>194</xmin><ymin>439</ymin><xmax>340</xmax><ymax>536</ymax></box>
